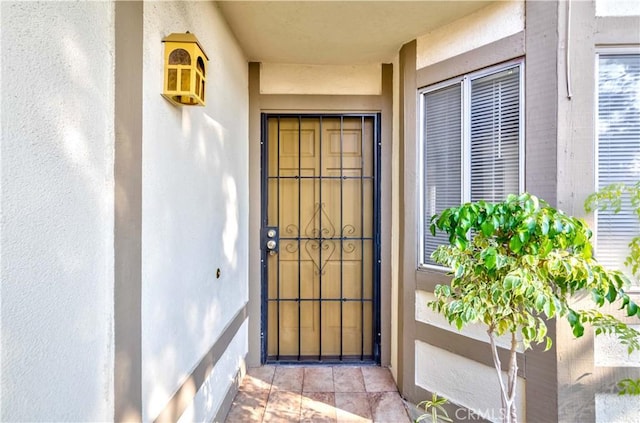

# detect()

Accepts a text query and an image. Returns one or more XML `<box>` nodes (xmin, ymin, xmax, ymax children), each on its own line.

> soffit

<box><xmin>217</xmin><ymin>1</ymin><xmax>493</xmax><ymax>65</ymax></box>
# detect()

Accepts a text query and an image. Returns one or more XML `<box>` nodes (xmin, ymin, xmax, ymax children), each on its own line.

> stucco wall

<box><xmin>390</xmin><ymin>52</ymin><xmax>400</xmax><ymax>382</ymax></box>
<box><xmin>0</xmin><ymin>1</ymin><xmax>115</xmax><ymax>421</ymax></box>
<box><xmin>416</xmin><ymin>0</ymin><xmax>524</xmax><ymax>70</ymax></box>
<box><xmin>260</xmin><ymin>63</ymin><xmax>381</xmax><ymax>95</ymax></box>
<box><xmin>177</xmin><ymin>321</ymin><xmax>248</xmax><ymax>423</ymax></box>
<box><xmin>415</xmin><ymin>341</ymin><xmax>526</xmax><ymax>422</ymax></box>
<box><xmin>141</xmin><ymin>2</ymin><xmax>249</xmax><ymax>421</ymax></box>
<box><xmin>596</xmin><ymin>0</ymin><xmax>640</xmax><ymax>16</ymax></box>
<box><xmin>555</xmin><ymin>1</ymin><xmax>640</xmax><ymax>422</ymax></box>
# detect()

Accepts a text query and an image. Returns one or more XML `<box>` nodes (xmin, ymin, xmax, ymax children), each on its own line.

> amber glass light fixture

<box><xmin>162</xmin><ymin>32</ymin><xmax>208</xmax><ymax>106</ymax></box>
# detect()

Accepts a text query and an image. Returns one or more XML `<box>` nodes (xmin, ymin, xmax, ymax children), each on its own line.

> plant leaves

<box><xmin>482</xmin><ymin>247</ymin><xmax>497</xmax><ymax>270</ymax></box>
<box><xmin>481</xmin><ymin>219</ymin><xmax>495</xmax><ymax>237</ymax></box>
<box><xmin>535</xmin><ymin>294</ymin><xmax>546</xmax><ymax>312</ymax></box>
<box><xmin>509</xmin><ymin>236</ymin><xmax>523</xmax><ymax>253</ymax></box>
<box><xmin>572</xmin><ymin>320</ymin><xmax>585</xmax><ymax>338</ymax></box>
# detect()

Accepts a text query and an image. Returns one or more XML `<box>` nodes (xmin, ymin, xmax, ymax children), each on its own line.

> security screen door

<box><xmin>262</xmin><ymin>114</ymin><xmax>380</xmax><ymax>362</ymax></box>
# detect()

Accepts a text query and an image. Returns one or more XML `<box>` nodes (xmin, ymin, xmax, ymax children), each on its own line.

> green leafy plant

<box><xmin>585</xmin><ymin>181</ymin><xmax>640</xmax><ymax>279</ymax></box>
<box><xmin>415</xmin><ymin>392</ymin><xmax>452</xmax><ymax>423</ymax></box>
<box><xmin>429</xmin><ymin>193</ymin><xmax>640</xmax><ymax>423</ymax></box>
<box><xmin>586</xmin><ymin>181</ymin><xmax>640</xmax><ymax>396</ymax></box>
<box><xmin>618</xmin><ymin>378</ymin><xmax>640</xmax><ymax>395</ymax></box>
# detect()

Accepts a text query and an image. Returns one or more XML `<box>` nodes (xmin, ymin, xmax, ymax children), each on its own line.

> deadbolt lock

<box><xmin>262</xmin><ymin>226</ymin><xmax>279</xmax><ymax>253</ymax></box>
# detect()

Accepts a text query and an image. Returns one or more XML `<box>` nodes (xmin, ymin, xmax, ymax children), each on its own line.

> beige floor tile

<box><xmin>225</xmin><ymin>365</ymin><xmax>406</xmax><ymax>423</ymax></box>
<box><xmin>224</xmin><ymin>390</ymin><xmax>268</xmax><ymax>422</ymax></box>
<box><xmin>304</xmin><ymin>367</ymin><xmax>335</xmax><ymax>393</ymax></box>
<box><xmin>273</xmin><ymin>366</ymin><xmax>304</xmax><ymax>392</ymax></box>
<box><xmin>368</xmin><ymin>392</ymin><xmax>411</xmax><ymax>423</ymax></box>
<box><xmin>240</xmin><ymin>366</ymin><xmax>276</xmax><ymax>395</ymax></box>
<box><xmin>301</xmin><ymin>392</ymin><xmax>337</xmax><ymax>422</ymax></box>
<box><xmin>263</xmin><ymin>390</ymin><xmax>302</xmax><ymax>422</ymax></box>
<box><xmin>335</xmin><ymin>392</ymin><xmax>373</xmax><ymax>423</ymax></box>
<box><xmin>361</xmin><ymin>367</ymin><xmax>397</xmax><ymax>392</ymax></box>
<box><xmin>248</xmin><ymin>365</ymin><xmax>276</xmax><ymax>383</ymax></box>
<box><xmin>333</xmin><ymin>367</ymin><xmax>366</xmax><ymax>393</ymax></box>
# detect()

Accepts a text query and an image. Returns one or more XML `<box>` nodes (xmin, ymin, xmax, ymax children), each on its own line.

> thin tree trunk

<box><xmin>488</xmin><ymin>329</ymin><xmax>510</xmax><ymax>423</ymax></box>
<box><xmin>507</xmin><ymin>332</ymin><xmax>519</xmax><ymax>423</ymax></box>
<box><xmin>488</xmin><ymin>330</ymin><xmax>520</xmax><ymax>423</ymax></box>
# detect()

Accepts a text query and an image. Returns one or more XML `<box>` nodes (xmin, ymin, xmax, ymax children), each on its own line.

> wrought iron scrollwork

<box><xmin>342</xmin><ymin>224</ymin><xmax>356</xmax><ymax>237</ymax></box>
<box><xmin>285</xmin><ymin>224</ymin><xmax>299</xmax><ymax>236</ymax></box>
<box><xmin>298</xmin><ymin>203</ymin><xmax>361</xmax><ymax>273</ymax></box>
<box><xmin>341</xmin><ymin>224</ymin><xmax>357</xmax><ymax>254</ymax></box>
<box><xmin>285</xmin><ymin>241</ymin><xmax>299</xmax><ymax>254</ymax></box>
<box><xmin>305</xmin><ymin>203</ymin><xmax>336</xmax><ymax>239</ymax></box>
<box><xmin>302</xmin><ymin>203</ymin><xmax>334</xmax><ymax>274</ymax></box>
<box><xmin>343</xmin><ymin>242</ymin><xmax>356</xmax><ymax>254</ymax></box>
<box><xmin>304</xmin><ymin>239</ymin><xmax>336</xmax><ymax>275</ymax></box>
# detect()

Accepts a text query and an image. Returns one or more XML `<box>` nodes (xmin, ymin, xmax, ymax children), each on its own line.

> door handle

<box><xmin>262</xmin><ymin>226</ymin><xmax>279</xmax><ymax>254</ymax></box>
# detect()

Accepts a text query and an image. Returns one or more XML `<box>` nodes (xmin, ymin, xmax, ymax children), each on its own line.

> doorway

<box><xmin>261</xmin><ymin>114</ymin><xmax>381</xmax><ymax>363</ymax></box>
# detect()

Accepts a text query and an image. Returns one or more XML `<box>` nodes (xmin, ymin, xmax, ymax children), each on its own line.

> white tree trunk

<box><xmin>488</xmin><ymin>330</ymin><xmax>519</xmax><ymax>423</ymax></box>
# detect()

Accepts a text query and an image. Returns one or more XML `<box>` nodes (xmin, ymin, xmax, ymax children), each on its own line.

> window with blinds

<box><xmin>422</xmin><ymin>83</ymin><xmax>462</xmax><ymax>266</ymax></box>
<box><xmin>596</xmin><ymin>53</ymin><xmax>640</xmax><ymax>285</ymax></box>
<box><xmin>470</xmin><ymin>68</ymin><xmax>521</xmax><ymax>202</ymax></box>
<box><xmin>419</xmin><ymin>61</ymin><xmax>524</xmax><ymax>268</ymax></box>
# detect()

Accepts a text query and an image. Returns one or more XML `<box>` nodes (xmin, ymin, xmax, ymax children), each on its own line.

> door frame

<box><xmin>259</xmin><ymin>113</ymin><xmax>382</xmax><ymax>364</ymax></box>
<box><xmin>247</xmin><ymin>62</ymin><xmax>393</xmax><ymax>369</ymax></box>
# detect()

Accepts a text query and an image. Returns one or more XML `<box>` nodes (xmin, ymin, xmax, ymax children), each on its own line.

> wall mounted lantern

<box><xmin>162</xmin><ymin>32</ymin><xmax>208</xmax><ymax>106</ymax></box>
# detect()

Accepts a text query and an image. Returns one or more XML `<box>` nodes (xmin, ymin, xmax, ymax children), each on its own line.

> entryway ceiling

<box><xmin>217</xmin><ymin>1</ymin><xmax>493</xmax><ymax>65</ymax></box>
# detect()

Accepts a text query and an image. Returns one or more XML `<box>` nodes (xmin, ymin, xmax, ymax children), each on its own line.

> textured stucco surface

<box><xmin>415</xmin><ymin>341</ymin><xmax>526</xmax><ymax>423</ymax></box>
<box><xmin>594</xmin><ymin>325</ymin><xmax>640</xmax><ymax>367</ymax></box>
<box><xmin>141</xmin><ymin>2</ymin><xmax>249</xmax><ymax>421</ymax></box>
<box><xmin>554</xmin><ymin>1</ymin><xmax>640</xmax><ymax>421</ymax></box>
<box><xmin>390</xmin><ymin>53</ymin><xmax>400</xmax><ymax>383</ymax></box>
<box><xmin>260</xmin><ymin>63</ymin><xmax>381</xmax><ymax>95</ymax></box>
<box><xmin>596</xmin><ymin>0</ymin><xmax>640</xmax><ymax>16</ymax></box>
<box><xmin>177</xmin><ymin>321</ymin><xmax>248</xmax><ymax>423</ymax></box>
<box><xmin>596</xmin><ymin>393</ymin><xmax>640</xmax><ymax>422</ymax></box>
<box><xmin>416</xmin><ymin>0</ymin><xmax>524</xmax><ymax>70</ymax></box>
<box><xmin>0</xmin><ymin>1</ymin><xmax>115</xmax><ymax>421</ymax></box>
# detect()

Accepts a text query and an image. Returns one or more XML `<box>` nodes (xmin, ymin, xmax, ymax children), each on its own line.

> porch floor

<box><xmin>224</xmin><ymin>365</ymin><xmax>412</xmax><ymax>422</ymax></box>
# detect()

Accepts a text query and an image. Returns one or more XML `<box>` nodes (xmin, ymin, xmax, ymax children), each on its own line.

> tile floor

<box><xmin>224</xmin><ymin>365</ymin><xmax>413</xmax><ymax>423</ymax></box>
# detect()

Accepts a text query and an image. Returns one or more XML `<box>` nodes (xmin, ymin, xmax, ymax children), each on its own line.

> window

<box><xmin>595</xmin><ymin>51</ymin><xmax>640</xmax><ymax>286</ymax></box>
<box><xmin>419</xmin><ymin>61</ymin><xmax>524</xmax><ymax>268</ymax></box>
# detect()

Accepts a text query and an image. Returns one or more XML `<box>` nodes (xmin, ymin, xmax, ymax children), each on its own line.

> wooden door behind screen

<box><xmin>263</xmin><ymin>115</ymin><xmax>379</xmax><ymax>362</ymax></box>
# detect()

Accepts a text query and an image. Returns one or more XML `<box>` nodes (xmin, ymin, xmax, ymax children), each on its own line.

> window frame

<box><xmin>418</xmin><ymin>59</ymin><xmax>525</xmax><ymax>270</ymax></box>
<box><xmin>594</xmin><ymin>46</ymin><xmax>640</xmax><ymax>290</ymax></box>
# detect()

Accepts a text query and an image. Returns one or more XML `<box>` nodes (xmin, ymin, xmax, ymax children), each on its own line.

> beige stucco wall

<box><xmin>260</xmin><ymin>63</ymin><xmax>381</xmax><ymax>95</ymax></box>
<box><xmin>555</xmin><ymin>1</ymin><xmax>640</xmax><ymax>421</ymax></box>
<box><xmin>594</xmin><ymin>325</ymin><xmax>640</xmax><ymax>367</ymax></box>
<box><xmin>596</xmin><ymin>0</ymin><xmax>640</xmax><ymax>16</ymax></box>
<box><xmin>416</xmin><ymin>0</ymin><xmax>524</xmax><ymax>70</ymax></box>
<box><xmin>390</xmin><ymin>52</ymin><xmax>400</xmax><ymax>382</ymax></box>
<box><xmin>141</xmin><ymin>2</ymin><xmax>249</xmax><ymax>421</ymax></box>
<box><xmin>1</xmin><ymin>1</ymin><xmax>115</xmax><ymax>420</ymax></box>
<box><xmin>415</xmin><ymin>341</ymin><xmax>526</xmax><ymax>422</ymax></box>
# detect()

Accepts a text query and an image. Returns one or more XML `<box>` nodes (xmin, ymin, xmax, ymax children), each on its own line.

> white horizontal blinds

<box><xmin>597</xmin><ymin>54</ymin><xmax>640</xmax><ymax>284</ymax></box>
<box><xmin>422</xmin><ymin>83</ymin><xmax>463</xmax><ymax>265</ymax></box>
<box><xmin>469</xmin><ymin>66</ymin><xmax>521</xmax><ymax>202</ymax></box>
